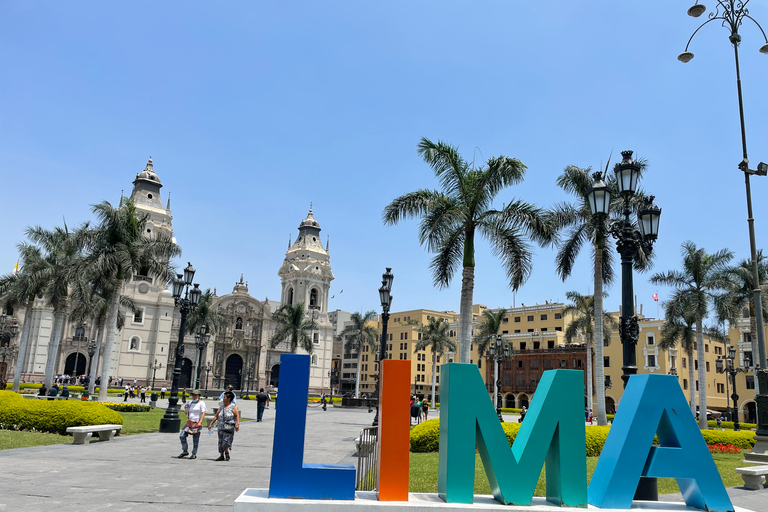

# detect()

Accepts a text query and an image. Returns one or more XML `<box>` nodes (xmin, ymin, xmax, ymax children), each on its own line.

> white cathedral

<box><xmin>3</xmin><ymin>159</ymin><xmax>337</xmax><ymax>394</ymax></box>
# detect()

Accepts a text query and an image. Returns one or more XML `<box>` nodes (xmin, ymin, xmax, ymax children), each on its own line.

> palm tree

<box><xmin>472</xmin><ymin>308</ymin><xmax>512</xmax><ymax>408</ymax></box>
<box><xmin>651</xmin><ymin>241</ymin><xmax>734</xmax><ymax>429</ymax></box>
<box><xmin>549</xmin><ymin>161</ymin><xmax>651</xmax><ymax>426</ymax></box>
<box><xmin>85</xmin><ymin>199</ymin><xmax>179</xmax><ymax>401</ymax></box>
<box><xmin>186</xmin><ymin>289</ymin><xmax>227</xmax><ymax>388</ymax></box>
<box><xmin>383</xmin><ymin>137</ymin><xmax>553</xmax><ymax>365</ymax></box>
<box><xmin>562</xmin><ymin>291</ymin><xmax>617</xmax><ymax>415</ymax></box>
<box><xmin>269</xmin><ymin>302</ymin><xmax>319</xmax><ymax>354</ymax></box>
<box><xmin>338</xmin><ymin>310</ymin><xmax>378</xmax><ymax>397</ymax></box>
<box><xmin>725</xmin><ymin>252</ymin><xmax>768</xmax><ymax>367</ymax></box>
<box><xmin>22</xmin><ymin>224</ymin><xmax>88</xmax><ymax>387</ymax></box>
<box><xmin>415</xmin><ymin>316</ymin><xmax>457</xmax><ymax>409</ymax></box>
<box><xmin>660</xmin><ymin>297</ymin><xmax>698</xmax><ymax>417</ymax></box>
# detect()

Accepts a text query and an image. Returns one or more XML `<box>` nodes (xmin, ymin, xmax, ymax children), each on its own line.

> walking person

<box><xmin>178</xmin><ymin>390</ymin><xmax>207</xmax><ymax>460</ymax></box>
<box><xmin>160</xmin><ymin>386</ymin><xmax>167</xmax><ymax>399</ymax></box>
<box><xmin>140</xmin><ymin>387</ymin><xmax>147</xmax><ymax>403</ymax></box>
<box><xmin>181</xmin><ymin>388</ymin><xmax>187</xmax><ymax>404</ymax></box>
<box><xmin>256</xmin><ymin>388</ymin><xmax>270</xmax><ymax>422</ymax></box>
<box><xmin>422</xmin><ymin>399</ymin><xmax>429</xmax><ymax>421</ymax></box>
<box><xmin>208</xmin><ymin>391</ymin><xmax>240</xmax><ymax>461</ymax></box>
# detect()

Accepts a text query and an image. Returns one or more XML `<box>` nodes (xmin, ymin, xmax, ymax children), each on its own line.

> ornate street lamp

<box><xmin>204</xmin><ymin>361</ymin><xmax>213</xmax><ymax>398</ymax></box>
<box><xmin>150</xmin><ymin>359</ymin><xmax>163</xmax><ymax>390</ymax></box>
<box><xmin>372</xmin><ymin>268</ymin><xmax>394</xmax><ymax>427</ymax></box>
<box><xmin>159</xmin><ymin>262</ymin><xmax>202</xmax><ymax>433</ymax></box>
<box><xmin>589</xmin><ymin>151</ymin><xmax>661</xmax><ymax>501</ymax></box>
<box><xmin>86</xmin><ymin>340</ymin><xmax>96</xmax><ymax>376</ymax></box>
<box><xmin>194</xmin><ymin>325</ymin><xmax>210</xmax><ymax>390</ymax></box>
<box><xmin>488</xmin><ymin>334</ymin><xmax>511</xmax><ymax>422</ymax></box>
<box><xmin>716</xmin><ymin>345</ymin><xmax>749</xmax><ymax>430</ymax></box>
<box><xmin>678</xmin><ymin>4</ymin><xmax>768</xmax><ymax>425</ymax></box>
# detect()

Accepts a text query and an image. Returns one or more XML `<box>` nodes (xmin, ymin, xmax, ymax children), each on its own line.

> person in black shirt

<box><xmin>256</xmin><ymin>388</ymin><xmax>270</xmax><ymax>422</ymax></box>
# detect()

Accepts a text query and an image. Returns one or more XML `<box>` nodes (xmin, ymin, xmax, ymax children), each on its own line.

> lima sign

<box><xmin>267</xmin><ymin>354</ymin><xmax>733</xmax><ymax>512</ymax></box>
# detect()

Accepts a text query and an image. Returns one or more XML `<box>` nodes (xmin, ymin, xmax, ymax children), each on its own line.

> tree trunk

<box><xmin>459</xmin><ymin>267</ymin><xmax>474</xmax><ymax>364</ymax></box>
<box><xmin>11</xmin><ymin>303</ymin><xmax>33</xmax><ymax>392</ymax></box>
<box><xmin>593</xmin><ymin>244</ymin><xmax>608</xmax><ymax>425</ymax></box>
<box><xmin>98</xmin><ymin>280</ymin><xmax>123</xmax><ymax>402</ymax></box>
<box><xmin>431</xmin><ymin>350</ymin><xmax>436</xmax><ymax>409</ymax></box>
<box><xmin>355</xmin><ymin>343</ymin><xmax>361</xmax><ymax>397</ymax></box>
<box><xmin>88</xmin><ymin>321</ymin><xmax>104</xmax><ymax>395</ymax></box>
<box><xmin>688</xmin><ymin>346</ymin><xmax>697</xmax><ymax>417</ymax></box>
<box><xmin>586</xmin><ymin>334</ymin><xmax>593</xmax><ymax>414</ymax></box>
<box><xmin>44</xmin><ymin>310</ymin><xmax>66</xmax><ymax>388</ymax></box>
<box><xmin>696</xmin><ymin>316</ymin><xmax>707</xmax><ymax>429</ymax></box>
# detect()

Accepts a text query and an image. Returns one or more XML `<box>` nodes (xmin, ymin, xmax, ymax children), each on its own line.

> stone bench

<box><xmin>66</xmin><ymin>424</ymin><xmax>123</xmax><ymax>445</ymax></box>
<box><xmin>735</xmin><ymin>464</ymin><xmax>768</xmax><ymax>490</ymax></box>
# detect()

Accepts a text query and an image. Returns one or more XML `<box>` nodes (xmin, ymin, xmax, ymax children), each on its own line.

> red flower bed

<box><xmin>708</xmin><ymin>443</ymin><xmax>741</xmax><ymax>454</ymax></box>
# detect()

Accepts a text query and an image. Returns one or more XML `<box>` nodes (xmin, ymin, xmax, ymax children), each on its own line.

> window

<box><xmin>502</xmin><ymin>318</ymin><xmax>509</xmax><ymax>324</ymax></box>
<box><xmin>694</xmin><ymin>360</ymin><xmax>698</xmax><ymax>370</ymax></box>
<box><xmin>311</xmin><ymin>354</ymin><xmax>318</xmax><ymax>366</ymax></box>
<box><xmin>574</xmin><ymin>359</ymin><xmax>583</xmax><ymax>368</ymax></box>
<box><xmin>514</xmin><ymin>329</ymin><xmax>521</xmax><ymax>333</ymax></box>
<box><xmin>705</xmin><ymin>361</ymin><xmax>710</xmax><ymax>372</ymax></box>
<box><xmin>560</xmin><ymin>359</ymin><xmax>567</xmax><ymax>368</ymax></box>
<box><xmin>683</xmin><ymin>379</ymin><xmax>688</xmax><ymax>390</ymax></box>
<box><xmin>647</xmin><ymin>355</ymin><xmax>656</xmax><ymax>367</ymax></box>
<box><xmin>520</xmin><ymin>342</ymin><xmax>526</xmax><ymax>350</ymax></box>
<box><xmin>605</xmin><ymin>375</ymin><xmax>612</xmax><ymax>388</ymax></box>
<box><xmin>514</xmin><ymin>317</ymin><xmax>521</xmax><ymax>323</ymax></box>
<box><xmin>604</xmin><ymin>356</ymin><xmax>610</xmax><ymax>368</ymax></box>
<box><xmin>544</xmin><ymin>360</ymin><xmax>553</xmax><ymax>369</ymax></box>
<box><xmin>287</xmin><ymin>288</ymin><xmax>294</xmax><ymax>305</ymax></box>
<box><xmin>517</xmin><ymin>360</ymin><xmax>523</xmax><ymax>368</ymax></box>
<box><xmin>541</xmin><ymin>327</ymin><xmax>548</xmax><ymax>332</ymax></box>
<box><xmin>502</xmin><ymin>330</ymin><xmax>508</xmax><ymax>334</ymax></box>
<box><xmin>745</xmin><ymin>351</ymin><xmax>753</xmax><ymax>368</ymax></box>
<box><xmin>309</xmin><ymin>288</ymin><xmax>318</xmax><ymax>307</ymax></box>
<box><xmin>530</xmin><ymin>360</ymin><xmax>539</xmax><ymax>369</ymax></box>
<box><xmin>504</xmin><ymin>375</ymin><xmax>511</xmax><ymax>386</ymax></box>
<box><xmin>477</xmin><ymin>359</ymin><xmax>482</xmax><ymax>369</ymax></box>
<box><xmin>313</xmin><ymin>332</ymin><xmax>319</xmax><ymax>345</ymax></box>
<box><xmin>682</xmin><ymin>358</ymin><xmax>687</xmax><ymax>369</ymax></box>
<box><xmin>746</xmin><ymin>376</ymin><xmax>755</xmax><ymax>390</ymax></box>
<box><xmin>236</xmin><ymin>317</ymin><xmax>243</xmax><ymax>330</ymax></box>
<box><xmin>717</xmin><ymin>383</ymin><xmax>725</xmax><ymax>393</ymax></box>
<box><xmin>695</xmin><ymin>381</ymin><xmax>699</xmax><ymax>391</ymax></box>
<box><xmin>530</xmin><ymin>376</ymin><xmax>538</xmax><ymax>386</ymax></box>
<box><xmin>554</xmin><ymin>313</ymin><xmax>562</xmax><ymax>320</ymax></box>
<box><xmin>647</xmin><ymin>335</ymin><xmax>654</xmax><ymax>345</ymax></box>
<box><xmin>527</xmin><ymin>329</ymin><xmax>534</xmax><ymax>333</ymax></box>
<box><xmin>547</xmin><ymin>340</ymin><xmax>555</xmax><ymax>349</ymax></box>
<box><xmin>133</xmin><ymin>308</ymin><xmax>144</xmax><ymax>323</ymax></box>
<box><xmin>540</xmin><ymin>314</ymin><xmax>547</xmax><ymax>321</ymax></box>
<box><xmin>555</xmin><ymin>327</ymin><xmax>562</xmax><ymax>332</ymax></box>
<box><xmin>404</xmin><ymin>332</ymin><xmax>408</xmax><ymax>340</ymax></box>
<box><xmin>516</xmin><ymin>374</ymin><xmax>525</xmax><ymax>385</ymax></box>
<box><xmin>527</xmin><ymin>315</ymin><xmax>534</xmax><ymax>322</ymax></box>
<box><xmin>705</xmin><ymin>344</ymin><xmax>709</xmax><ymax>352</ymax></box>
<box><xmin>533</xmin><ymin>341</ymin><xmax>540</xmax><ymax>349</ymax></box>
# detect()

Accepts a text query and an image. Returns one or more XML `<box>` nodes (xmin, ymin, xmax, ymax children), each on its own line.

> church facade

<box><xmin>6</xmin><ymin>159</ymin><xmax>337</xmax><ymax>394</ymax></box>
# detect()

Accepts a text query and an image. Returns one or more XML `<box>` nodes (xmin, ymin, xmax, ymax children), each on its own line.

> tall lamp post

<box><xmin>329</xmin><ymin>360</ymin><xmax>340</xmax><ymax>403</ymax></box>
<box><xmin>150</xmin><ymin>359</ymin><xmax>163</xmax><ymax>390</ymax></box>
<box><xmin>159</xmin><ymin>262</ymin><xmax>202</xmax><ymax>433</ymax></box>
<box><xmin>716</xmin><ymin>345</ymin><xmax>750</xmax><ymax>430</ymax></box>
<box><xmin>86</xmin><ymin>340</ymin><xmax>96</xmax><ymax>377</ymax></box>
<box><xmin>678</xmin><ymin>2</ymin><xmax>768</xmax><ymax>433</ymax></box>
<box><xmin>372</xmin><ymin>268</ymin><xmax>394</xmax><ymax>427</ymax></box>
<box><xmin>194</xmin><ymin>325</ymin><xmax>210</xmax><ymax>390</ymax></box>
<box><xmin>589</xmin><ymin>151</ymin><xmax>661</xmax><ymax>500</ymax></box>
<box><xmin>204</xmin><ymin>361</ymin><xmax>212</xmax><ymax>398</ymax></box>
<box><xmin>488</xmin><ymin>334</ymin><xmax>511</xmax><ymax>422</ymax></box>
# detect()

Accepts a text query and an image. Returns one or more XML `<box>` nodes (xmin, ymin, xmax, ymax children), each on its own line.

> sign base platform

<box><xmin>233</xmin><ymin>489</ymin><xmax>756</xmax><ymax>512</ymax></box>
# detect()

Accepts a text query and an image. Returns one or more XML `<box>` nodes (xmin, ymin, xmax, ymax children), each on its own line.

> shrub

<box><xmin>410</xmin><ymin>419</ymin><xmax>441</xmax><ymax>453</ymax></box>
<box><xmin>707</xmin><ymin>420</ymin><xmax>757</xmax><ymax>430</ymax></box>
<box><xmin>701</xmin><ymin>429</ymin><xmax>755</xmax><ymax>449</ymax></box>
<box><xmin>102</xmin><ymin>403</ymin><xmax>150</xmax><ymax>413</ymax></box>
<box><xmin>585</xmin><ymin>426</ymin><xmax>611</xmax><ymax>456</ymax></box>
<box><xmin>0</xmin><ymin>390</ymin><xmax>123</xmax><ymax>435</ymax></box>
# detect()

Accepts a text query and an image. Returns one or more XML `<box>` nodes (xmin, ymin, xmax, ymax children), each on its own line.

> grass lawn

<box><xmin>0</xmin><ymin>430</ymin><xmax>71</xmax><ymax>450</ymax></box>
<box><xmin>409</xmin><ymin>452</ymin><xmax>746</xmax><ymax>496</ymax></box>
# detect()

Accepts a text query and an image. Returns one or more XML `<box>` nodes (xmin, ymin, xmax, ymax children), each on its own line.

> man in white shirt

<box><xmin>179</xmin><ymin>390</ymin><xmax>207</xmax><ymax>459</ymax></box>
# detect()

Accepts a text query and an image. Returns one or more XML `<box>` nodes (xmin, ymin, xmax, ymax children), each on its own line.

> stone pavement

<box><xmin>1</xmin><ymin>399</ymin><xmax>765</xmax><ymax>511</ymax></box>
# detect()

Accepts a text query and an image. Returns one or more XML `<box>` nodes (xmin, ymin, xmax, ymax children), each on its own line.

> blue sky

<box><xmin>1</xmin><ymin>1</ymin><xmax>767</xmax><ymax>321</ymax></box>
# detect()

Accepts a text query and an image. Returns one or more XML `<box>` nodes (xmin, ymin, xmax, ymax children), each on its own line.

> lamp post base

<box><xmin>159</xmin><ymin>399</ymin><xmax>181</xmax><ymax>433</ymax></box>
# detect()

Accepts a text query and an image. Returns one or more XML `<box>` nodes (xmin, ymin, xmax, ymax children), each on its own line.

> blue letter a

<box><xmin>268</xmin><ymin>353</ymin><xmax>356</xmax><ymax>499</ymax></box>
<box><xmin>588</xmin><ymin>374</ymin><xmax>732</xmax><ymax>512</ymax></box>
<box><xmin>438</xmin><ymin>364</ymin><xmax>587</xmax><ymax>507</ymax></box>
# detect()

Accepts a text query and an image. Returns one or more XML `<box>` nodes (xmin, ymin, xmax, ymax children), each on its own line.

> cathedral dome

<box><xmin>299</xmin><ymin>207</ymin><xmax>320</xmax><ymax>229</ymax></box>
<box><xmin>136</xmin><ymin>157</ymin><xmax>162</xmax><ymax>185</ymax></box>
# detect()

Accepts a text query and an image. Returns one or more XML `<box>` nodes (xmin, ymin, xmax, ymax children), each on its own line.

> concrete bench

<box><xmin>735</xmin><ymin>465</ymin><xmax>768</xmax><ymax>490</ymax></box>
<box><xmin>66</xmin><ymin>424</ymin><xmax>123</xmax><ymax>445</ymax></box>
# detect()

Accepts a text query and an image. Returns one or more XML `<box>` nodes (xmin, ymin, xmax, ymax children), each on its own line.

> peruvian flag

<box><xmin>652</xmin><ymin>293</ymin><xmax>658</xmax><ymax>302</ymax></box>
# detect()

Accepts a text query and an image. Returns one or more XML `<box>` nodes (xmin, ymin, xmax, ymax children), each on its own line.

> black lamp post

<box><xmin>86</xmin><ymin>340</ymin><xmax>96</xmax><ymax>376</ymax></box>
<box><xmin>678</xmin><ymin>2</ymin><xmax>768</xmax><ymax>417</ymax></box>
<box><xmin>204</xmin><ymin>361</ymin><xmax>212</xmax><ymax>398</ymax></box>
<box><xmin>716</xmin><ymin>345</ymin><xmax>750</xmax><ymax>430</ymax></box>
<box><xmin>194</xmin><ymin>325</ymin><xmax>210</xmax><ymax>390</ymax></box>
<box><xmin>488</xmin><ymin>334</ymin><xmax>511</xmax><ymax>422</ymax></box>
<box><xmin>159</xmin><ymin>262</ymin><xmax>202</xmax><ymax>433</ymax></box>
<box><xmin>589</xmin><ymin>152</ymin><xmax>661</xmax><ymax>501</ymax></box>
<box><xmin>372</xmin><ymin>268</ymin><xmax>394</xmax><ymax>427</ymax></box>
<box><xmin>150</xmin><ymin>359</ymin><xmax>163</xmax><ymax>390</ymax></box>
<box><xmin>329</xmin><ymin>357</ymin><xmax>340</xmax><ymax>403</ymax></box>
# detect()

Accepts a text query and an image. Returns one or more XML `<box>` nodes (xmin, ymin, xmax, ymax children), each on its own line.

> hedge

<box><xmin>102</xmin><ymin>403</ymin><xmax>151</xmax><ymax>413</ymax></box>
<box><xmin>707</xmin><ymin>420</ymin><xmax>757</xmax><ymax>430</ymax></box>
<box><xmin>409</xmin><ymin>418</ymin><xmax>755</xmax><ymax>455</ymax></box>
<box><xmin>0</xmin><ymin>390</ymin><xmax>123</xmax><ymax>435</ymax></box>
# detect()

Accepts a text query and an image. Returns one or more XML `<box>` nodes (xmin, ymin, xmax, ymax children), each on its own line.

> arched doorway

<box><xmin>270</xmin><ymin>363</ymin><xmax>280</xmax><ymax>387</ymax></box>
<box><xmin>744</xmin><ymin>400</ymin><xmax>757</xmax><ymax>424</ymax></box>
<box><xmin>505</xmin><ymin>394</ymin><xmax>515</xmax><ymax>408</ymax></box>
<box><xmin>64</xmin><ymin>352</ymin><xmax>87</xmax><ymax>376</ymax></box>
<box><xmin>605</xmin><ymin>396</ymin><xmax>616</xmax><ymax>415</ymax></box>
<box><xmin>225</xmin><ymin>354</ymin><xmax>243</xmax><ymax>390</ymax></box>
<box><xmin>518</xmin><ymin>393</ymin><xmax>529</xmax><ymax>409</ymax></box>
<box><xmin>179</xmin><ymin>358</ymin><xmax>193</xmax><ymax>389</ymax></box>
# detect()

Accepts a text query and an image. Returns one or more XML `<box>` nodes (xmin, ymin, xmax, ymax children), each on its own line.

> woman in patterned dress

<box><xmin>208</xmin><ymin>390</ymin><xmax>240</xmax><ymax>461</ymax></box>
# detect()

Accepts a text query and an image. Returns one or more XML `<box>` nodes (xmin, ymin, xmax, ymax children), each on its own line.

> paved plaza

<box><xmin>0</xmin><ymin>400</ymin><xmax>765</xmax><ymax>511</ymax></box>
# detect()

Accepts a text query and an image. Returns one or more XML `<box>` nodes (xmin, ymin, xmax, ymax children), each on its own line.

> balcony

<box><xmin>132</xmin><ymin>275</ymin><xmax>153</xmax><ymax>283</ymax></box>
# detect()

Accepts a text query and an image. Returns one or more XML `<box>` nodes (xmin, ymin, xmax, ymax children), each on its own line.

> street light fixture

<box><xmin>204</xmin><ymin>361</ymin><xmax>213</xmax><ymax>398</ymax></box>
<box><xmin>372</xmin><ymin>267</ymin><xmax>393</xmax><ymax>427</ymax></box>
<box><xmin>194</xmin><ymin>325</ymin><xmax>210</xmax><ymax>390</ymax></box>
<box><xmin>716</xmin><ymin>345</ymin><xmax>749</xmax><ymax>430</ymax></box>
<box><xmin>150</xmin><ymin>359</ymin><xmax>163</xmax><ymax>390</ymax></box>
<box><xmin>488</xmin><ymin>334</ymin><xmax>511</xmax><ymax>422</ymax></box>
<box><xmin>159</xmin><ymin>262</ymin><xmax>202</xmax><ymax>433</ymax></box>
<box><xmin>589</xmin><ymin>151</ymin><xmax>661</xmax><ymax>501</ymax></box>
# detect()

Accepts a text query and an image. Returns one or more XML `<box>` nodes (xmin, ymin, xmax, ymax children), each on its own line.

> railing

<box><xmin>356</xmin><ymin>426</ymin><xmax>378</xmax><ymax>491</ymax></box>
<box><xmin>132</xmin><ymin>275</ymin><xmax>153</xmax><ymax>283</ymax></box>
<box><xmin>67</xmin><ymin>336</ymin><xmax>89</xmax><ymax>343</ymax></box>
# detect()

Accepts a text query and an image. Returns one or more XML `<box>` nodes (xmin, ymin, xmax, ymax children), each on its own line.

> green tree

<box><xmin>562</xmin><ymin>291</ymin><xmax>617</xmax><ymax>416</ymax></box>
<box><xmin>415</xmin><ymin>316</ymin><xmax>456</xmax><ymax>409</ymax></box>
<box><xmin>383</xmin><ymin>137</ymin><xmax>553</xmax><ymax>365</ymax></box>
<box><xmin>472</xmin><ymin>308</ymin><xmax>513</xmax><ymax>408</ymax></box>
<box><xmin>724</xmin><ymin>252</ymin><xmax>768</xmax><ymax>366</ymax></box>
<box><xmin>85</xmin><ymin>200</ymin><xmax>180</xmax><ymax>401</ymax></box>
<box><xmin>338</xmin><ymin>310</ymin><xmax>379</xmax><ymax>397</ymax></box>
<box><xmin>269</xmin><ymin>302</ymin><xmax>319</xmax><ymax>354</ymax></box>
<box><xmin>659</xmin><ymin>296</ymin><xmax>699</xmax><ymax>417</ymax></box>
<box><xmin>651</xmin><ymin>241</ymin><xmax>733</xmax><ymax>429</ymax></box>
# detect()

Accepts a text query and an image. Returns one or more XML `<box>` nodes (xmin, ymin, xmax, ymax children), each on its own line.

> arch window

<box><xmin>287</xmin><ymin>288</ymin><xmax>294</xmax><ymax>305</ymax></box>
<box><xmin>311</xmin><ymin>354</ymin><xmax>318</xmax><ymax>366</ymax></box>
<box><xmin>310</xmin><ymin>288</ymin><xmax>318</xmax><ymax>307</ymax></box>
<box><xmin>74</xmin><ymin>326</ymin><xmax>86</xmax><ymax>338</ymax></box>
<box><xmin>236</xmin><ymin>317</ymin><xmax>243</xmax><ymax>330</ymax></box>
